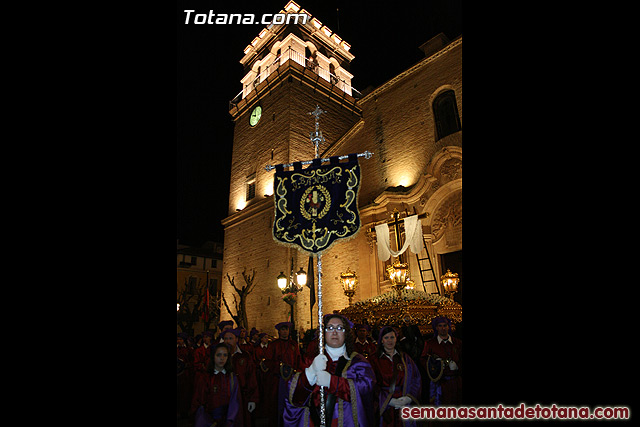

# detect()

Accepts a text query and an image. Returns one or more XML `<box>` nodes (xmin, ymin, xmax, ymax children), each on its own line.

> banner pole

<box><xmin>317</xmin><ymin>254</ymin><xmax>325</xmax><ymax>427</ymax></box>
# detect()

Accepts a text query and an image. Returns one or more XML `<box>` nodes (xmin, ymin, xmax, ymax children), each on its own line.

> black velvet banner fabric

<box><xmin>272</xmin><ymin>157</ymin><xmax>361</xmax><ymax>255</ymax></box>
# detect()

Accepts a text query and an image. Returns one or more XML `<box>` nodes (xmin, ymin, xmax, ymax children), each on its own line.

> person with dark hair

<box><xmin>194</xmin><ymin>331</ymin><xmax>215</xmax><ymax>385</ymax></box>
<box><xmin>353</xmin><ymin>324</ymin><xmax>377</xmax><ymax>359</ymax></box>
<box><xmin>284</xmin><ymin>313</ymin><xmax>376</xmax><ymax>426</ymax></box>
<box><xmin>237</xmin><ymin>327</ymin><xmax>255</xmax><ymax>358</ymax></box>
<box><xmin>303</xmin><ymin>328</ymin><xmax>319</xmax><ymax>360</ymax></box>
<box><xmin>420</xmin><ymin>316</ymin><xmax>462</xmax><ymax>406</ymax></box>
<box><xmin>222</xmin><ymin>328</ymin><xmax>259</xmax><ymax>426</ymax></box>
<box><xmin>253</xmin><ymin>332</ymin><xmax>271</xmax><ymax>424</ymax></box>
<box><xmin>369</xmin><ymin>326</ymin><xmax>421</xmax><ymax>427</ymax></box>
<box><xmin>191</xmin><ymin>342</ymin><xmax>242</xmax><ymax>427</ymax></box>
<box><xmin>217</xmin><ymin>320</ymin><xmax>235</xmax><ymax>342</ymax></box>
<box><xmin>398</xmin><ymin>325</ymin><xmax>424</xmax><ymax>365</ymax></box>
<box><xmin>262</xmin><ymin>322</ymin><xmax>303</xmax><ymax>427</ymax></box>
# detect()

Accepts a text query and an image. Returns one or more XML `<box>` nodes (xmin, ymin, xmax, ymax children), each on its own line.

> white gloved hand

<box><xmin>449</xmin><ymin>360</ymin><xmax>458</xmax><ymax>370</ymax></box>
<box><xmin>305</xmin><ymin>367</ymin><xmax>317</xmax><ymax>385</ymax></box>
<box><xmin>396</xmin><ymin>396</ymin><xmax>412</xmax><ymax>406</ymax></box>
<box><xmin>316</xmin><ymin>370</ymin><xmax>331</xmax><ymax>387</ymax></box>
<box><xmin>310</xmin><ymin>354</ymin><xmax>328</xmax><ymax>373</ymax></box>
<box><xmin>388</xmin><ymin>398</ymin><xmax>401</xmax><ymax>408</ymax></box>
<box><xmin>248</xmin><ymin>402</ymin><xmax>256</xmax><ymax>413</ymax></box>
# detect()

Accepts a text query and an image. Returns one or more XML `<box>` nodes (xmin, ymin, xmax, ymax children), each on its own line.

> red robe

<box><xmin>304</xmin><ymin>337</ymin><xmax>319</xmax><ymax>360</ymax></box>
<box><xmin>252</xmin><ymin>342</ymin><xmax>270</xmax><ymax>419</ymax></box>
<box><xmin>354</xmin><ymin>339</ymin><xmax>377</xmax><ymax>359</ymax></box>
<box><xmin>420</xmin><ymin>336</ymin><xmax>462</xmax><ymax>405</ymax></box>
<box><xmin>253</xmin><ymin>342</ymin><xmax>269</xmax><ymax>364</ymax></box>
<box><xmin>369</xmin><ymin>351</ymin><xmax>421</xmax><ymax>427</ymax></box>
<box><xmin>191</xmin><ymin>370</ymin><xmax>241</xmax><ymax>426</ymax></box>
<box><xmin>239</xmin><ymin>340</ymin><xmax>254</xmax><ymax>358</ymax></box>
<box><xmin>193</xmin><ymin>344</ymin><xmax>212</xmax><ymax>376</ymax></box>
<box><xmin>263</xmin><ymin>338</ymin><xmax>303</xmax><ymax>426</ymax></box>
<box><xmin>231</xmin><ymin>348</ymin><xmax>259</xmax><ymax>427</ymax></box>
<box><xmin>177</xmin><ymin>345</ymin><xmax>194</xmax><ymax>416</ymax></box>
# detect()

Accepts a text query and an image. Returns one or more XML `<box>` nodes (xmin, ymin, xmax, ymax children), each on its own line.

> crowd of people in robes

<box><xmin>177</xmin><ymin>315</ymin><xmax>462</xmax><ymax>426</ymax></box>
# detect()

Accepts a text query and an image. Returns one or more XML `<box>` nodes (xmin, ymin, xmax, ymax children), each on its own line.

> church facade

<box><xmin>220</xmin><ymin>2</ymin><xmax>462</xmax><ymax>334</ymax></box>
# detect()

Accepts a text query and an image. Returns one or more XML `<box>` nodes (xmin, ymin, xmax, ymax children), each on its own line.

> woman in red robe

<box><xmin>191</xmin><ymin>342</ymin><xmax>242</xmax><ymax>427</ymax></box>
<box><xmin>369</xmin><ymin>326</ymin><xmax>421</xmax><ymax>427</ymax></box>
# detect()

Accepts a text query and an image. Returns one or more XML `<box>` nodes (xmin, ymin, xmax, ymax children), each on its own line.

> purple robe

<box><xmin>284</xmin><ymin>350</ymin><xmax>375</xmax><ymax>427</ymax></box>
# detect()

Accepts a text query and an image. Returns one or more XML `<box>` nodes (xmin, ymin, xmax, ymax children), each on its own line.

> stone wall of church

<box><xmin>221</xmin><ymin>39</ymin><xmax>462</xmax><ymax>333</ymax></box>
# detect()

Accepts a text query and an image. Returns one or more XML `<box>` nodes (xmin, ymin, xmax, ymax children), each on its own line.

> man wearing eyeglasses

<box><xmin>284</xmin><ymin>313</ymin><xmax>376</xmax><ymax>426</ymax></box>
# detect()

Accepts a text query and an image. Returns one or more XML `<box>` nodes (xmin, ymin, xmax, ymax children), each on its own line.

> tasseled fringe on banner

<box><xmin>265</xmin><ymin>150</ymin><xmax>373</xmax><ymax>172</ymax></box>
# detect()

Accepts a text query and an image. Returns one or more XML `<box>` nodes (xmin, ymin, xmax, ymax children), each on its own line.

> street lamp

<box><xmin>296</xmin><ymin>267</ymin><xmax>308</xmax><ymax>287</ymax></box>
<box><xmin>276</xmin><ymin>258</ymin><xmax>307</xmax><ymax>329</ymax></box>
<box><xmin>277</xmin><ymin>271</ymin><xmax>288</xmax><ymax>291</ymax></box>
<box><xmin>340</xmin><ymin>267</ymin><xmax>358</xmax><ymax>305</ymax></box>
<box><xmin>441</xmin><ymin>269</ymin><xmax>460</xmax><ymax>299</ymax></box>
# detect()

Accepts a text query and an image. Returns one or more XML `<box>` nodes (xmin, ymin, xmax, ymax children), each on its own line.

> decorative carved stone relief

<box><xmin>431</xmin><ymin>191</ymin><xmax>462</xmax><ymax>241</ymax></box>
<box><xmin>440</xmin><ymin>158</ymin><xmax>462</xmax><ymax>183</ymax></box>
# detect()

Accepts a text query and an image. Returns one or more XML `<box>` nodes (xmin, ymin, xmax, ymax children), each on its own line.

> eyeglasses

<box><xmin>325</xmin><ymin>325</ymin><xmax>346</xmax><ymax>333</ymax></box>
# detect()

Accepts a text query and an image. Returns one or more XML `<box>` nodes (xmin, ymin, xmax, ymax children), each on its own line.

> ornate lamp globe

<box><xmin>277</xmin><ymin>271</ymin><xmax>288</xmax><ymax>292</ymax></box>
<box><xmin>340</xmin><ymin>267</ymin><xmax>358</xmax><ymax>305</ymax></box>
<box><xmin>387</xmin><ymin>260</ymin><xmax>409</xmax><ymax>294</ymax></box>
<box><xmin>296</xmin><ymin>267</ymin><xmax>307</xmax><ymax>287</ymax></box>
<box><xmin>441</xmin><ymin>269</ymin><xmax>459</xmax><ymax>298</ymax></box>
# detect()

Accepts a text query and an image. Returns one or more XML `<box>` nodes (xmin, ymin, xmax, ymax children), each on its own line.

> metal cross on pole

<box><xmin>308</xmin><ymin>105</ymin><xmax>326</xmax><ymax>159</ymax></box>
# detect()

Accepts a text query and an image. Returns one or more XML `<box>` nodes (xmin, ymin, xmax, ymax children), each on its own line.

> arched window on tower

<box><xmin>433</xmin><ymin>90</ymin><xmax>461</xmax><ymax>140</ymax></box>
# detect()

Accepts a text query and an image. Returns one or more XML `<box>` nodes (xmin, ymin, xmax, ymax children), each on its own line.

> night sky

<box><xmin>177</xmin><ymin>0</ymin><xmax>462</xmax><ymax>246</ymax></box>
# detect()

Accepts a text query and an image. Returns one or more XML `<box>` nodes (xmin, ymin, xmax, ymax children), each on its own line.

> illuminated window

<box><xmin>246</xmin><ymin>173</ymin><xmax>256</xmax><ymax>201</ymax></box>
<box><xmin>433</xmin><ymin>90</ymin><xmax>461</xmax><ymax>140</ymax></box>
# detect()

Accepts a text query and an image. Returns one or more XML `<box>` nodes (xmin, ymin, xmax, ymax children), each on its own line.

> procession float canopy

<box><xmin>340</xmin><ymin>288</ymin><xmax>462</xmax><ymax>335</ymax></box>
<box><xmin>340</xmin><ymin>209</ymin><xmax>462</xmax><ymax>335</ymax></box>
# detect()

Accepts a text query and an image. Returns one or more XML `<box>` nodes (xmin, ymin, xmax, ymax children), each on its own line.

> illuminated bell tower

<box><xmin>221</xmin><ymin>1</ymin><xmax>362</xmax><ymax>331</ymax></box>
<box><xmin>227</xmin><ymin>0</ymin><xmax>361</xmax><ymax>214</ymax></box>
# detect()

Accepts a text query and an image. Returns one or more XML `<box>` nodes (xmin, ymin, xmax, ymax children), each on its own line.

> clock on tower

<box><xmin>249</xmin><ymin>105</ymin><xmax>262</xmax><ymax>127</ymax></box>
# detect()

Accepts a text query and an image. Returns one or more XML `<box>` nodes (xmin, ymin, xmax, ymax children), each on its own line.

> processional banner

<box><xmin>272</xmin><ymin>155</ymin><xmax>361</xmax><ymax>255</ymax></box>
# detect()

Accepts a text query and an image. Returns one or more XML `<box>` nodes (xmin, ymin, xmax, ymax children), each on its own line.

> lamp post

<box><xmin>340</xmin><ymin>267</ymin><xmax>358</xmax><ymax>305</ymax></box>
<box><xmin>277</xmin><ymin>257</ymin><xmax>307</xmax><ymax>330</ymax></box>
<box><xmin>441</xmin><ymin>269</ymin><xmax>460</xmax><ymax>300</ymax></box>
